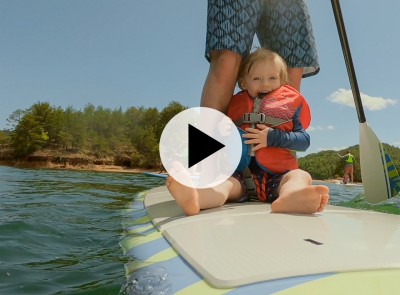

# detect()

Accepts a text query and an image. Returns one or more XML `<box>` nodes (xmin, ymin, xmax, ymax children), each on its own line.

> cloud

<box><xmin>308</xmin><ymin>125</ymin><xmax>335</xmax><ymax>132</ymax></box>
<box><xmin>327</xmin><ymin>88</ymin><xmax>397</xmax><ymax>110</ymax></box>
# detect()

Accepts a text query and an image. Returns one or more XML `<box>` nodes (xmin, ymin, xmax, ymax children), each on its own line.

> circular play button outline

<box><xmin>159</xmin><ymin>107</ymin><xmax>242</xmax><ymax>189</ymax></box>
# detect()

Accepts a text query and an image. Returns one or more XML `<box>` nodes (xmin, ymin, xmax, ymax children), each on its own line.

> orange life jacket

<box><xmin>227</xmin><ymin>85</ymin><xmax>311</xmax><ymax>174</ymax></box>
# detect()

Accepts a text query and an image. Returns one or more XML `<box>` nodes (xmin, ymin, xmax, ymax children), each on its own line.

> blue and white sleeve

<box><xmin>266</xmin><ymin>109</ymin><xmax>310</xmax><ymax>151</ymax></box>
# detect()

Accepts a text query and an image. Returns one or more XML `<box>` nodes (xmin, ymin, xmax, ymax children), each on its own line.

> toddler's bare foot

<box><xmin>166</xmin><ymin>163</ymin><xmax>200</xmax><ymax>216</ymax></box>
<box><xmin>271</xmin><ymin>185</ymin><xmax>329</xmax><ymax>214</ymax></box>
<box><xmin>317</xmin><ymin>191</ymin><xmax>330</xmax><ymax>212</ymax></box>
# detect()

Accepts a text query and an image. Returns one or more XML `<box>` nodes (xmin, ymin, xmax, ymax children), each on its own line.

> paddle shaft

<box><xmin>331</xmin><ymin>0</ymin><xmax>366</xmax><ymax>123</ymax></box>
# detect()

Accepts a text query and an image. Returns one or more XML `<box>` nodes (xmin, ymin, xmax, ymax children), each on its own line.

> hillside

<box><xmin>298</xmin><ymin>144</ymin><xmax>400</xmax><ymax>181</ymax></box>
<box><xmin>0</xmin><ymin>101</ymin><xmax>187</xmax><ymax>171</ymax></box>
<box><xmin>1</xmin><ymin>100</ymin><xmax>400</xmax><ymax>180</ymax></box>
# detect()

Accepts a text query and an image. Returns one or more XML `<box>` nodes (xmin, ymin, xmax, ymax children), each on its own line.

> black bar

<box><xmin>331</xmin><ymin>0</ymin><xmax>366</xmax><ymax>123</ymax></box>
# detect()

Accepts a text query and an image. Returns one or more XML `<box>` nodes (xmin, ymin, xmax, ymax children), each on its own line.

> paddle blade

<box><xmin>360</xmin><ymin>123</ymin><xmax>400</xmax><ymax>203</ymax></box>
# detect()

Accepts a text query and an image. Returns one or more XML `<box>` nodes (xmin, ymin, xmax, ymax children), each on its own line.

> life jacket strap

<box><xmin>243</xmin><ymin>167</ymin><xmax>257</xmax><ymax>198</ymax></box>
<box><xmin>235</xmin><ymin>113</ymin><xmax>291</xmax><ymax>127</ymax></box>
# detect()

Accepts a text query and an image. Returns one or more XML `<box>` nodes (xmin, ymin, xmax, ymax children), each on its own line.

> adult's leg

<box><xmin>271</xmin><ymin>169</ymin><xmax>329</xmax><ymax>214</ymax></box>
<box><xmin>348</xmin><ymin>166</ymin><xmax>354</xmax><ymax>183</ymax></box>
<box><xmin>344</xmin><ymin>165</ymin><xmax>352</xmax><ymax>182</ymax></box>
<box><xmin>257</xmin><ymin>0</ymin><xmax>319</xmax><ymax>90</ymax></box>
<box><xmin>200</xmin><ymin>50</ymin><xmax>242</xmax><ymax>113</ymax></box>
<box><xmin>203</xmin><ymin>0</ymin><xmax>261</xmax><ymax>112</ymax></box>
<box><xmin>287</xmin><ymin>68</ymin><xmax>304</xmax><ymax>91</ymax></box>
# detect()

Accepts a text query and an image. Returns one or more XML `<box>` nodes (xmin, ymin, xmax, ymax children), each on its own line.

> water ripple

<box><xmin>0</xmin><ymin>166</ymin><xmax>164</xmax><ymax>295</ymax></box>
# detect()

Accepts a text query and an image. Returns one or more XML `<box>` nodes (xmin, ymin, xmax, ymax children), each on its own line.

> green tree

<box><xmin>11</xmin><ymin>113</ymin><xmax>49</xmax><ymax>157</ymax></box>
<box><xmin>28</xmin><ymin>102</ymin><xmax>58</xmax><ymax>149</ymax></box>
<box><xmin>0</xmin><ymin>130</ymin><xmax>10</xmax><ymax>148</ymax></box>
<box><xmin>60</xmin><ymin>107</ymin><xmax>86</xmax><ymax>150</ymax></box>
<box><xmin>155</xmin><ymin>101</ymin><xmax>187</xmax><ymax>140</ymax></box>
<box><xmin>7</xmin><ymin>109</ymin><xmax>26</xmax><ymax>130</ymax></box>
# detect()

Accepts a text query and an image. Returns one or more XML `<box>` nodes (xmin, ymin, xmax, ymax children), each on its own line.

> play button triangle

<box><xmin>188</xmin><ymin>124</ymin><xmax>225</xmax><ymax>168</ymax></box>
<box><xmin>159</xmin><ymin>107</ymin><xmax>242</xmax><ymax>189</ymax></box>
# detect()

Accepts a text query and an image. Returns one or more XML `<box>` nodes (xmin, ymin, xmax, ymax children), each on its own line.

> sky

<box><xmin>1</xmin><ymin>0</ymin><xmax>400</xmax><ymax>156</ymax></box>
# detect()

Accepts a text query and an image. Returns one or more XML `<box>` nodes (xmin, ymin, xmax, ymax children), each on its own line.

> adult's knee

<box><xmin>209</xmin><ymin>50</ymin><xmax>242</xmax><ymax>75</ymax></box>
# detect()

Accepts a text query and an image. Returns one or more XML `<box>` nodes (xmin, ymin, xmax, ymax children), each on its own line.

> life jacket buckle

<box><xmin>242</xmin><ymin>113</ymin><xmax>266</xmax><ymax>124</ymax></box>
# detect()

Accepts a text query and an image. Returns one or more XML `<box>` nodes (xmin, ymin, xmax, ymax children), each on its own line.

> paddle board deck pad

<box><xmin>121</xmin><ymin>186</ymin><xmax>400</xmax><ymax>294</ymax></box>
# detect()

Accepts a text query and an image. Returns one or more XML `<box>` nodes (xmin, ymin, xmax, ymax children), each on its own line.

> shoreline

<box><xmin>0</xmin><ymin>161</ymin><xmax>361</xmax><ymax>184</ymax></box>
<box><xmin>0</xmin><ymin>161</ymin><xmax>358</xmax><ymax>184</ymax></box>
<box><xmin>0</xmin><ymin>161</ymin><xmax>160</xmax><ymax>174</ymax></box>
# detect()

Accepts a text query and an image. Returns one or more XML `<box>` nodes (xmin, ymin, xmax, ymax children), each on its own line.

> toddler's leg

<box><xmin>271</xmin><ymin>169</ymin><xmax>329</xmax><ymax>214</ymax></box>
<box><xmin>166</xmin><ymin>163</ymin><xmax>243</xmax><ymax>216</ymax></box>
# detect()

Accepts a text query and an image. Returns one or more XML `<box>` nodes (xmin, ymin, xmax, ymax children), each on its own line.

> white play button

<box><xmin>159</xmin><ymin>107</ymin><xmax>243</xmax><ymax>189</ymax></box>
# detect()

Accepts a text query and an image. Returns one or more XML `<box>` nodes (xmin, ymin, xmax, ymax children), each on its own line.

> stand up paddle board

<box><xmin>121</xmin><ymin>186</ymin><xmax>400</xmax><ymax>294</ymax></box>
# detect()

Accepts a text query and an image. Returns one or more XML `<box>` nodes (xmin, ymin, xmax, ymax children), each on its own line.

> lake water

<box><xmin>0</xmin><ymin>166</ymin><xmax>164</xmax><ymax>295</ymax></box>
<box><xmin>1</xmin><ymin>165</ymin><xmax>399</xmax><ymax>295</ymax></box>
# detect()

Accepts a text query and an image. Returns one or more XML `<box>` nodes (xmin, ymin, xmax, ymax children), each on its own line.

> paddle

<box><xmin>331</xmin><ymin>0</ymin><xmax>400</xmax><ymax>203</ymax></box>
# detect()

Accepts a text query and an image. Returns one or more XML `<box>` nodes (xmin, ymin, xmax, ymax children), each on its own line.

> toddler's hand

<box><xmin>243</xmin><ymin>124</ymin><xmax>270</xmax><ymax>152</ymax></box>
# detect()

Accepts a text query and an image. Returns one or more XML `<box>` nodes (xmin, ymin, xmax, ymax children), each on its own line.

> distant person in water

<box><xmin>337</xmin><ymin>151</ymin><xmax>355</xmax><ymax>183</ymax></box>
<box><xmin>342</xmin><ymin>173</ymin><xmax>350</xmax><ymax>184</ymax></box>
<box><xmin>166</xmin><ymin>48</ymin><xmax>329</xmax><ymax>216</ymax></box>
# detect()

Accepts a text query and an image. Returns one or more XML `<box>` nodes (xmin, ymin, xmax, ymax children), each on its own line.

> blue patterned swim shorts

<box><xmin>205</xmin><ymin>0</ymin><xmax>319</xmax><ymax>77</ymax></box>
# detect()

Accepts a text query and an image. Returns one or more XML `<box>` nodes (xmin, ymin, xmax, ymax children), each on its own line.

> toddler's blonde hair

<box><xmin>237</xmin><ymin>48</ymin><xmax>289</xmax><ymax>90</ymax></box>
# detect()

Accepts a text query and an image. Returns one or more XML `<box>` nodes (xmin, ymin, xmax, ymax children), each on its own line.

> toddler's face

<box><xmin>241</xmin><ymin>59</ymin><xmax>282</xmax><ymax>98</ymax></box>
